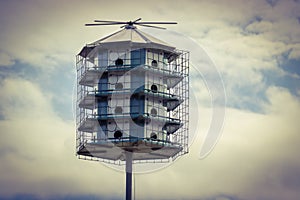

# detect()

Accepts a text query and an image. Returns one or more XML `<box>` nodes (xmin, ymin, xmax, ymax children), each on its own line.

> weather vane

<box><xmin>85</xmin><ymin>18</ymin><xmax>177</xmax><ymax>29</ymax></box>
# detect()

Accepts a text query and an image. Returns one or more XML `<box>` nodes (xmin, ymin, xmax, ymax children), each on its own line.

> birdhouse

<box><xmin>76</xmin><ymin>24</ymin><xmax>189</xmax><ymax>163</ymax></box>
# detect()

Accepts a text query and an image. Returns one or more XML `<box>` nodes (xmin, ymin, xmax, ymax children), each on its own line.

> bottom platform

<box><xmin>77</xmin><ymin>139</ymin><xmax>182</xmax><ymax>161</ymax></box>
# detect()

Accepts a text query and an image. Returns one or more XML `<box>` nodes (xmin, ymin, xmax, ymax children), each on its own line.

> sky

<box><xmin>0</xmin><ymin>0</ymin><xmax>300</xmax><ymax>199</ymax></box>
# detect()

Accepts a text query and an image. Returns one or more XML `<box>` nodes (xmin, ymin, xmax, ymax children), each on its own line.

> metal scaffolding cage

<box><xmin>75</xmin><ymin>29</ymin><xmax>189</xmax><ymax>165</ymax></box>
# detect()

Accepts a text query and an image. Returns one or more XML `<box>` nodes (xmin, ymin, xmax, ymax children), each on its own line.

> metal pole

<box><xmin>125</xmin><ymin>152</ymin><xmax>133</xmax><ymax>200</ymax></box>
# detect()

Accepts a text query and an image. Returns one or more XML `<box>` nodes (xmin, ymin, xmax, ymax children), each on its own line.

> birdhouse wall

<box><xmin>108</xmin><ymin>95</ymin><xmax>130</xmax><ymax>115</ymax></box>
<box><xmin>96</xmin><ymin>49</ymin><xmax>132</xmax><ymax>68</ymax></box>
<box><xmin>130</xmin><ymin>95</ymin><xmax>145</xmax><ymax>116</ymax></box>
<box><xmin>96</xmin><ymin>121</ymin><xmax>107</xmax><ymax>140</ymax></box>
<box><xmin>145</xmin><ymin>121</ymin><xmax>167</xmax><ymax>141</ymax></box>
<box><xmin>145</xmin><ymin>96</ymin><xmax>167</xmax><ymax>118</ymax></box>
<box><xmin>108</xmin><ymin>71</ymin><xmax>131</xmax><ymax>91</ymax></box>
<box><xmin>131</xmin><ymin>49</ymin><xmax>146</xmax><ymax>66</ymax></box>
<box><xmin>130</xmin><ymin>69</ymin><xmax>145</xmax><ymax>92</ymax></box>
<box><xmin>145</xmin><ymin>71</ymin><xmax>167</xmax><ymax>93</ymax></box>
<box><xmin>96</xmin><ymin>49</ymin><xmax>108</xmax><ymax>67</ymax></box>
<box><xmin>108</xmin><ymin>50</ymin><xmax>131</xmax><ymax>66</ymax></box>
<box><xmin>98</xmin><ymin>73</ymin><xmax>108</xmax><ymax>91</ymax></box>
<box><xmin>107</xmin><ymin>119</ymin><xmax>130</xmax><ymax>139</ymax></box>
<box><xmin>129</xmin><ymin>120</ymin><xmax>145</xmax><ymax>139</ymax></box>
<box><xmin>146</xmin><ymin>50</ymin><xmax>165</xmax><ymax>70</ymax></box>
<box><xmin>98</xmin><ymin>100</ymin><xmax>108</xmax><ymax>116</ymax></box>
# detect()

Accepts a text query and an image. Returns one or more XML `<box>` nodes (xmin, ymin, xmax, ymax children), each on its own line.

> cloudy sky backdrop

<box><xmin>0</xmin><ymin>0</ymin><xmax>300</xmax><ymax>199</ymax></box>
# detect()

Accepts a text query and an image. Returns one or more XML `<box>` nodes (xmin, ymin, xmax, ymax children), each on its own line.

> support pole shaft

<box><xmin>126</xmin><ymin>152</ymin><xmax>133</xmax><ymax>200</ymax></box>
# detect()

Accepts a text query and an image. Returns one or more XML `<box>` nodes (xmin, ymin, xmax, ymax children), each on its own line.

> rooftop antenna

<box><xmin>76</xmin><ymin>19</ymin><xmax>189</xmax><ymax>200</ymax></box>
<box><xmin>85</xmin><ymin>18</ymin><xmax>177</xmax><ymax>29</ymax></box>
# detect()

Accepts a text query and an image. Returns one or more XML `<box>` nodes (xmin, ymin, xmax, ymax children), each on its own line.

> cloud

<box><xmin>0</xmin><ymin>77</ymin><xmax>124</xmax><ymax>197</ymax></box>
<box><xmin>190</xmin><ymin>0</ymin><xmax>300</xmax><ymax>110</ymax></box>
<box><xmin>0</xmin><ymin>0</ymin><xmax>182</xmax><ymax>70</ymax></box>
<box><xmin>0</xmin><ymin>52</ymin><xmax>15</xmax><ymax>67</ymax></box>
<box><xmin>133</xmin><ymin>86</ymin><xmax>300</xmax><ymax>200</ymax></box>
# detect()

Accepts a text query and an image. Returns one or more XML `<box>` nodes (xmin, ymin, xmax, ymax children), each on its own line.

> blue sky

<box><xmin>0</xmin><ymin>0</ymin><xmax>300</xmax><ymax>200</ymax></box>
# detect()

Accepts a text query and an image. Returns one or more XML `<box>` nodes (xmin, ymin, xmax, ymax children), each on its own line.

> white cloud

<box><xmin>135</xmin><ymin>86</ymin><xmax>300</xmax><ymax>200</ymax></box>
<box><xmin>0</xmin><ymin>53</ymin><xmax>15</xmax><ymax>67</ymax></box>
<box><xmin>2</xmin><ymin>77</ymin><xmax>298</xmax><ymax>200</ymax></box>
<box><xmin>245</xmin><ymin>20</ymin><xmax>274</xmax><ymax>34</ymax></box>
<box><xmin>0</xmin><ymin>78</ymin><xmax>124</xmax><ymax>197</ymax></box>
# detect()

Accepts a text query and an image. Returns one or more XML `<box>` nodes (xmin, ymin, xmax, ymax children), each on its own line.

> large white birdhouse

<box><xmin>76</xmin><ymin>23</ymin><xmax>189</xmax><ymax>163</ymax></box>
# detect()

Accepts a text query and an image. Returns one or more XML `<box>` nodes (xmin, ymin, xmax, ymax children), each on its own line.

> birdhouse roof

<box><xmin>78</xmin><ymin>28</ymin><xmax>176</xmax><ymax>57</ymax></box>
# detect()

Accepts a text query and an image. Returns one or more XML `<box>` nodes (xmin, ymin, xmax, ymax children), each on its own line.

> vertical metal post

<box><xmin>126</xmin><ymin>152</ymin><xmax>133</xmax><ymax>200</ymax></box>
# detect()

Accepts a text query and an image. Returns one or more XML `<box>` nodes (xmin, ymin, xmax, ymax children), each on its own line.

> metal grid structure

<box><xmin>75</xmin><ymin>28</ymin><xmax>189</xmax><ymax>165</ymax></box>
